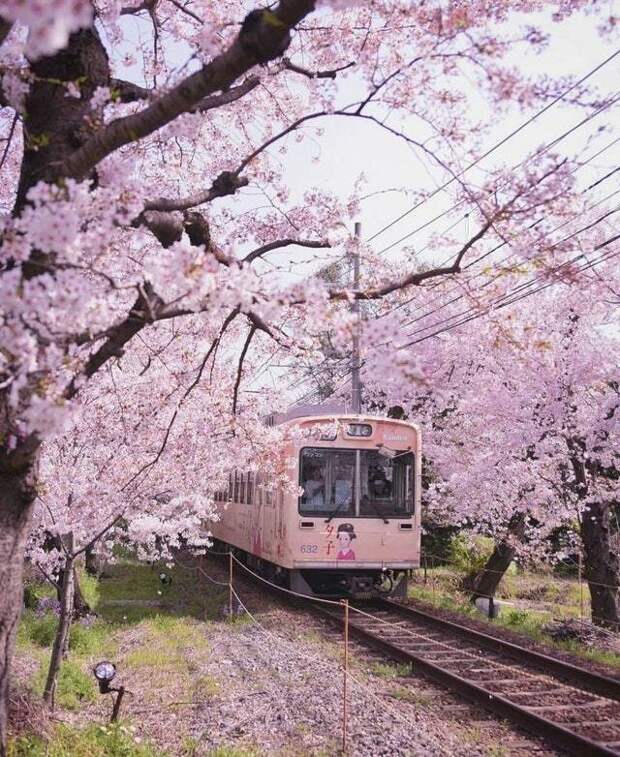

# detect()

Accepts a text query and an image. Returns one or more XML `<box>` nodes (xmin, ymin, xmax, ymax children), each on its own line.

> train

<box><xmin>210</xmin><ymin>409</ymin><xmax>421</xmax><ymax>599</ymax></box>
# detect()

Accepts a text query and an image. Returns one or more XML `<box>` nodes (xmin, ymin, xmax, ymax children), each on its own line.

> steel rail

<box><xmin>311</xmin><ymin>600</ymin><xmax>620</xmax><ymax>757</ymax></box>
<box><xmin>379</xmin><ymin>599</ymin><xmax>620</xmax><ymax>701</ymax></box>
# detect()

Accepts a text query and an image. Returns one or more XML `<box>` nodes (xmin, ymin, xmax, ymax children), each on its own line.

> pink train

<box><xmin>211</xmin><ymin>411</ymin><xmax>422</xmax><ymax>598</ymax></box>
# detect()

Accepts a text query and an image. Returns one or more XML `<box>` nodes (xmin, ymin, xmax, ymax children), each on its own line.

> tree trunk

<box><xmin>72</xmin><ymin>567</ymin><xmax>91</xmax><ymax>618</ymax></box>
<box><xmin>85</xmin><ymin>545</ymin><xmax>104</xmax><ymax>577</ymax></box>
<box><xmin>570</xmin><ymin>452</ymin><xmax>620</xmax><ymax>629</ymax></box>
<box><xmin>580</xmin><ymin>500</ymin><xmax>620</xmax><ymax>629</ymax></box>
<box><xmin>43</xmin><ymin>544</ymin><xmax>75</xmax><ymax>708</ymax></box>
<box><xmin>0</xmin><ymin>467</ymin><xmax>38</xmax><ymax>755</ymax></box>
<box><xmin>466</xmin><ymin>514</ymin><xmax>526</xmax><ymax>601</ymax></box>
<box><xmin>56</xmin><ymin>562</ymin><xmax>90</xmax><ymax>617</ymax></box>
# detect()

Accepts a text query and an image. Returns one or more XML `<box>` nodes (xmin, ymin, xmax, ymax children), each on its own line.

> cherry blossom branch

<box><xmin>244</xmin><ymin>238</ymin><xmax>330</xmax><ymax>264</ymax></box>
<box><xmin>110</xmin><ymin>79</ymin><xmax>153</xmax><ymax>103</ymax></box>
<box><xmin>328</xmin><ymin>216</ymin><xmax>497</xmax><ymax>303</ymax></box>
<box><xmin>120</xmin><ymin>0</ymin><xmax>159</xmax><ymax>16</ymax></box>
<box><xmin>61</xmin><ymin>0</ymin><xmax>317</xmax><ymax>180</ymax></box>
<box><xmin>282</xmin><ymin>57</ymin><xmax>355</xmax><ymax>79</ymax></box>
<box><xmin>72</xmin><ymin>512</ymin><xmax>126</xmax><ymax>559</ymax></box>
<box><xmin>120</xmin><ymin>308</ymin><xmax>240</xmax><ymax>490</ymax></box>
<box><xmin>192</xmin><ymin>76</ymin><xmax>260</xmax><ymax>113</ymax></box>
<box><xmin>166</xmin><ymin>0</ymin><xmax>203</xmax><ymax>24</ymax></box>
<box><xmin>64</xmin><ymin>283</ymin><xmax>164</xmax><ymax>399</ymax></box>
<box><xmin>143</xmin><ymin>171</ymin><xmax>249</xmax><ymax>213</ymax></box>
<box><xmin>232</xmin><ymin>325</ymin><xmax>257</xmax><ymax>415</ymax></box>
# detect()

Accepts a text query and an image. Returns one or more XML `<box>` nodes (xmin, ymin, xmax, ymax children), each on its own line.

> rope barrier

<box><xmin>173</xmin><ymin>557</ymin><xmax>230</xmax><ymax>587</ymax></box>
<box><xmin>228</xmin><ymin>551</ymin><xmax>559</xmax><ymax>691</ymax></box>
<box><xmin>230</xmin><ymin>552</ymin><xmax>342</xmax><ymax>606</ymax></box>
<box><xmin>228</xmin><ymin>583</ymin><xmax>430</xmax><ymax>740</ymax></box>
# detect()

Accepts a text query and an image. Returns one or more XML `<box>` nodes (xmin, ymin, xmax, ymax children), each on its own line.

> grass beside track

<box><xmin>408</xmin><ymin>566</ymin><xmax>620</xmax><ymax>669</ymax></box>
<box><xmin>10</xmin><ymin>558</ymin><xmax>241</xmax><ymax>756</ymax></box>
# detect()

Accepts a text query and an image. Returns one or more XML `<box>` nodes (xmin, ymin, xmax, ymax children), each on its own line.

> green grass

<box><xmin>13</xmin><ymin>557</ymin><xmax>237</xmax><ymax>756</ymax></box>
<box><xmin>409</xmin><ymin>567</ymin><xmax>620</xmax><ymax>669</ymax></box>
<box><xmin>389</xmin><ymin>684</ymin><xmax>431</xmax><ymax>705</ymax></box>
<box><xmin>31</xmin><ymin>659</ymin><xmax>97</xmax><ymax>710</ymax></box>
<box><xmin>8</xmin><ymin>722</ymin><xmax>159</xmax><ymax>757</ymax></box>
<box><xmin>368</xmin><ymin>661</ymin><xmax>412</xmax><ymax>678</ymax></box>
<box><xmin>96</xmin><ymin>560</ymin><xmax>227</xmax><ymax>625</ymax></box>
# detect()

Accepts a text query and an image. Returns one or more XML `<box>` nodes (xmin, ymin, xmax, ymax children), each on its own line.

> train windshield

<box><xmin>299</xmin><ymin>447</ymin><xmax>414</xmax><ymax>518</ymax></box>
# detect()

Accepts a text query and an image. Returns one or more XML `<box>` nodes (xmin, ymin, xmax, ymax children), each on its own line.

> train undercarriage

<box><xmin>212</xmin><ymin>540</ymin><xmax>409</xmax><ymax>600</ymax></box>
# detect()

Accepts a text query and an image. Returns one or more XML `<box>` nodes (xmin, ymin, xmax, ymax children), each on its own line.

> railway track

<box><xmin>312</xmin><ymin>597</ymin><xmax>620</xmax><ymax>756</ymax></box>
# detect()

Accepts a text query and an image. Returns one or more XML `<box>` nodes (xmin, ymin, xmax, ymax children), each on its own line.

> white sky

<box><xmin>111</xmin><ymin>7</ymin><xmax>619</xmax><ymax>404</ymax></box>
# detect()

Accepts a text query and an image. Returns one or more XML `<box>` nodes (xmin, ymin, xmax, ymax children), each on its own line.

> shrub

<box><xmin>20</xmin><ymin>611</ymin><xmax>58</xmax><ymax>648</ymax></box>
<box><xmin>448</xmin><ymin>534</ymin><xmax>496</xmax><ymax>574</ymax></box>
<box><xmin>23</xmin><ymin>584</ymin><xmax>40</xmax><ymax>610</ymax></box>
<box><xmin>504</xmin><ymin>608</ymin><xmax>530</xmax><ymax>627</ymax></box>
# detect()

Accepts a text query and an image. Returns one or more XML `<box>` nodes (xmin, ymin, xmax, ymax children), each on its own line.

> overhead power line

<box><xmin>374</xmin><ymin>91</ymin><xmax>620</xmax><ymax>257</ymax></box>
<box><xmin>366</xmin><ymin>48</ymin><xmax>620</xmax><ymax>246</ymax></box>
<box><xmin>376</xmin><ymin>140</ymin><xmax>620</xmax><ymax>325</ymax></box>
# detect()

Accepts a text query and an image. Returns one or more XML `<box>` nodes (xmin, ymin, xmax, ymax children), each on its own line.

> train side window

<box><xmin>228</xmin><ymin>472</ymin><xmax>233</xmax><ymax>502</ymax></box>
<box><xmin>239</xmin><ymin>471</ymin><xmax>246</xmax><ymax>504</ymax></box>
<box><xmin>265</xmin><ymin>486</ymin><xmax>273</xmax><ymax>506</ymax></box>
<box><xmin>247</xmin><ymin>472</ymin><xmax>254</xmax><ymax>505</ymax></box>
<box><xmin>234</xmin><ymin>471</ymin><xmax>240</xmax><ymax>502</ymax></box>
<box><xmin>256</xmin><ymin>473</ymin><xmax>263</xmax><ymax>506</ymax></box>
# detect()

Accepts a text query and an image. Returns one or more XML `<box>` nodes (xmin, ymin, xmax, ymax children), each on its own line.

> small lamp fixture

<box><xmin>159</xmin><ymin>571</ymin><xmax>172</xmax><ymax>586</ymax></box>
<box><xmin>93</xmin><ymin>660</ymin><xmax>116</xmax><ymax>693</ymax></box>
<box><xmin>93</xmin><ymin>660</ymin><xmax>125</xmax><ymax>722</ymax></box>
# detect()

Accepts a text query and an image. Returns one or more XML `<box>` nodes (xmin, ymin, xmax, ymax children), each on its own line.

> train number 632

<box><xmin>300</xmin><ymin>544</ymin><xmax>319</xmax><ymax>553</ymax></box>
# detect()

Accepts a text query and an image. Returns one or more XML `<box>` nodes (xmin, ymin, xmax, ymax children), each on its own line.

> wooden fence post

<box><xmin>229</xmin><ymin>551</ymin><xmax>234</xmax><ymax>620</ymax></box>
<box><xmin>341</xmin><ymin>599</ymin><xmax>349</xmax><ymax>755</ymax></box>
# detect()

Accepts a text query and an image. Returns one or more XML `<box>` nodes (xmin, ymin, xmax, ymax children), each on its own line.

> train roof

<box><xmin>276</xmin><ymin>413</ymin><xmax>421</xmax><ymax>434</ymax></box>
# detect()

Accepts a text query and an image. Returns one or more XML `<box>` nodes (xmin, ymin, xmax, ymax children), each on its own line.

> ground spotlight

<box><xmin>93</xmin><ymin>660</ymin><xmax>116</xmax><ymax>693</ymax></box>
<box><xmin>93</xmin><ymin>660</ymin><xmax>126</xmax><ymax>721</ymax></box>
<box><xmin>159</xmin><ymin>571</ymin><xmax>172</xmax><ymax>586</ymax></box>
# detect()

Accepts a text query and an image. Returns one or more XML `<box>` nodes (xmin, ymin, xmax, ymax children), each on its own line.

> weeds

<box><xmin>369</xmin><ymin>661</ymin><xmax>412</xmax><ymax>678</ymax></box>
<box><xmin>31</xmin><ymin>660</ymin><xmax>96</xmax><ymax>710</ymax></box>
<box><xmin>8</xmin><ymin>722</ymin><xmax>156</xmax><ymax>756</ymax></box>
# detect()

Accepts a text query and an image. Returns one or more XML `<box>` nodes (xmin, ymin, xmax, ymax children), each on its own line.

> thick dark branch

<box><xmin>61</xmin><ymin>1</ymin><xmax>316</xmax><ymax>179</ymax></box>
<box><xmin>120</xmin><ymin>0</ymin><xmax>158</xmax><ymax>15</ymax></box>
<box><xmin>144</xmin><ymin>170</ymin><xmax>249</xmax><ymax>213</ymax></box>
<box><xmin>329</xmin><ymin>217</ymin><xmax>497</xmax><ymax>302</ymax></box>
<box><xmin>141</xmin><ymin>210</ymin><xmax>184</xmax><ymax>247</ymax></box>
<box><xmin>244</xmin><ymin>238</ymin><xmax>330</xmax><ymax>264</ymax></box>
<box><xmin>282</xmin><ymin>57</ymin><xmax>355</xmax><ymax>79</ymax></box>
<box><xmin>232</xmin><ymin>325</ymin><xmax>256</xmax><ymax>415</ymax></box>
<box><xmin>64</xmin><ymin>282</ymin><xmax>164</xmax><ymax>398</ymax></box>
<box><xmin>0</xmin><ymin>17</ymin><xmax>13</xmax><ymax>48</ymax></box>
<box><xmin>192</xmin><ymin>76</ymin><xmax>260</xmax><ymax>113</ymax></box>
<box><xmin>110</xmin><ymin>78</ymin><xmax>153</xmax><ymax>103</ymax></box>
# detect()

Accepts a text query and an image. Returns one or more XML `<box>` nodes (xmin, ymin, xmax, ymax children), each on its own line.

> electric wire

<box><xmin>366</xmin><ymin>48</ymin><xmax>620</xmax><ymax>246</ymax></box>
<box><xmin>375</xmin><ymin>93</ymin><xmax>620</xmax><ymax>257</ymax></box>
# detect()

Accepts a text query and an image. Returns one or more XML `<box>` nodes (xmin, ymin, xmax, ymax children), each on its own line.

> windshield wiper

<box><xmin>364</xmin><ymin>498</ymin><xmax>389</xmax><ymax>524</ymax></box>
<box><xmin>324</xmin><ymin>499</ymin><xmax>350</xmax><ymax>523</ymax></box>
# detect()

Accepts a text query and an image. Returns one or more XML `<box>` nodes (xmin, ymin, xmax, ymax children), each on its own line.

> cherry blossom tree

<box><xmin>365</xmin><ymin>258</ymin><xmax>619</xmax><ymax>624</ymax></box>
<box><xmin>0</xmin><ymin>0</ymin><xmax>615</xmax><ymax>746</ymax></box>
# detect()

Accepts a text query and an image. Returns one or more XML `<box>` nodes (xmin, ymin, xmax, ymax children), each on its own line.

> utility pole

<box><xmin>351</xmin><ymin>221</ymin><xmax>361</xmax><ymax>414</ymax></box>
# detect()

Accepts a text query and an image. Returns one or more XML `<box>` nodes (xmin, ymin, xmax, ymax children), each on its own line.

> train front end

<box><xmin>282</xmin><ymin>415</ymin><xmax>421</xmax><ymax>599</ymax></box>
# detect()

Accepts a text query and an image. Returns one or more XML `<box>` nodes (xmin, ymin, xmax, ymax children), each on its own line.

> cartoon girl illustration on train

<box><xmin>336</xmin><ymin>523</ymin><xmax>356</xmax><ymax>560</ymax></box>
